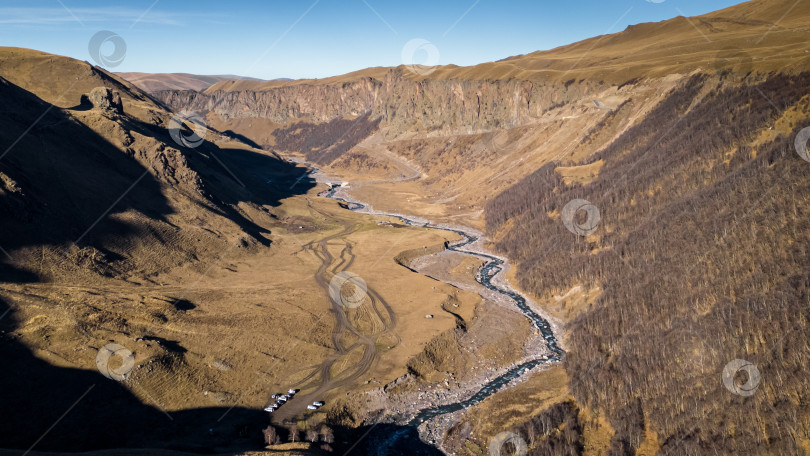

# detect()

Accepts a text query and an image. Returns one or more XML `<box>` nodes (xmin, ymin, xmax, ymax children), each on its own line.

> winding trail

<box><xmin>320</xmin><ymin>184</ymin><xmax>563</xmax><ymax>430</ymax></box>
<box><xmin>271</xmin><ymin>203</ymin><xmax>400</xmax><ymax>422</ymax></box>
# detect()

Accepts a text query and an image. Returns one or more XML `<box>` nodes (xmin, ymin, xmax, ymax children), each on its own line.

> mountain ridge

<box><xmin>3</xmin><ymin>0</ymin><xmax>810</xmax><ymax>454</ymax></box>
<box><xmin>117</xmin><ymin>72</ymin><xmax>268</xmax><ymax>93</ymax></box>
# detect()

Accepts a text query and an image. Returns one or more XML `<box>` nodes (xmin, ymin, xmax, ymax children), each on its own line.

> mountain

<box><xmin>152</xmin><ymin>0</ymin><xmax>810</xmax><ymax>454</ymax></box>
<box><xmin>154</xmin><ymin>0</ymin><xmax>810</xmax><ymax>229</ymax></box>
<box><xmin>116</xmin><ymin>72</ymin><xmax>265</xmax><ymax>92</ymax></box>
<box><xmin>0</xmin><ymin>47</ymin><xmax>313</xmax><ymax>278</ymax></box>
<box><xmin>0</xmin><ymin>47</ymin><xmax>323</xmax><ymax>453</ymax></box>
<box><xmin>0</xmin><ymin>49</ymin><xmax>494</xmax><ymax>456</ymax></box>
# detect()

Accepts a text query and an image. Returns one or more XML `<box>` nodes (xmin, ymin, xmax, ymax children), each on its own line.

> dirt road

<box><xmin>270</xmin><ymin>203</ymin><xmax>399</xmax><ymax>422</ymax></box>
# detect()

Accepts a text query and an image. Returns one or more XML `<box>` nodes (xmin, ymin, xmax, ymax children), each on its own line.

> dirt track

<box><xmin>270</xmin><ymin>203</ymin><xmax>399</xmax><ymax>422</ymax></box>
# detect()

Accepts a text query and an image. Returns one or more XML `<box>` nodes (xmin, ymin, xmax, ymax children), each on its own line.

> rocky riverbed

<box><xmin>317</xmin><ymin>181</ymin><xmax>564</xmax><ymax>452</ymax></box>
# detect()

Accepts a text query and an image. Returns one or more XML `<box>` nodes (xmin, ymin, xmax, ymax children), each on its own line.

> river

<box><xmin>320</xmin><ymin>183</ymin><xmax>563</xmax><ymax>437</ymax></box>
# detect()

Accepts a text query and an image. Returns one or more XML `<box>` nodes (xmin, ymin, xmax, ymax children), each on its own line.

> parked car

<box><xmin>307</xmin><ymin>404</ymin><xmax>317</xmax><ymax>410</ymax></box>
<box><xmin>313</xmin><ymin>401</ymin><xmax>325</xmax><ymax>407</ymax></box>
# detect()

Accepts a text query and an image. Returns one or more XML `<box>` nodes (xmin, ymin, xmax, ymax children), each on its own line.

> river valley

<box><xmin>314</xmin><ymin>175</ymin><xmax>564</xmax><ymax>453</ymax></box>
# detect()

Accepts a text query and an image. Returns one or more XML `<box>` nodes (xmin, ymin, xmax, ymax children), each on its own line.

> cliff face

<box><xmin>153</xmin><ymin>68</ymin><xmax>604</xmax><ymax>135</ymax></box>
<box><xmin>150</xmin><ymin>0</ymin><xmax>810</xmax><ymax>138</ymax></box>
<box><xmin>153</xmin><ymin>65</ymin><xmax>686</xmax><ymax>225</ymax></box>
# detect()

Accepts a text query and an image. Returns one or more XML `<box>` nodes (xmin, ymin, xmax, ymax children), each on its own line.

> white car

<box><xmin>287</xmin><ymin>389</ymin><xmax>297</xmax><ymax>394</ymax></box>
<box><xmin>306</xmin><ymin>405</ymin><xmax>317</xmax><ymax>410</ymax></box>
<box><xmin>277</xmin><ymin>397</ymin><xmax>287</xmax><ymax>403</ymax></box>
<box><xmin>313</xmin><ymin>401</ymin><xmax>324</xmax><ymax>407</ymax></box>
<box><xmin>263</xmin><ymin>406</ymin><xmax>276</xmax><ymax>412</ymax></box>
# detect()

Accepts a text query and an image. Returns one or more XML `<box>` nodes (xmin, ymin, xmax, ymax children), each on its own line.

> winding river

<box><xmin>321</xmin><ymin>184</ymin><xmax>563</xmax><ymax>430</ymax></box>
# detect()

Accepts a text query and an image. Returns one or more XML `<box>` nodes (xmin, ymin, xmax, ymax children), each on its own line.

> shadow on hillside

<box><xmin>122</xmin><ymin>116</ymin><xmax>316</xmax><ymax>246</ymax></box>
<box><xmin>0</xmin><ymin>78</ymin><xmax>437</xmax><ymax>455</ymax></box>
<box><xmin>0</xmin><ymin>76</ymin><xmax>173</xmax><ymax>281</ymax></box>
<box><xmin>222</xmin><ymin>129</ymin><xmax>263</xmax><ymax>149</ymax></box>
<box><xmin>272</xmin><ymin>112</ymin><xmax>380</xmax><ymax>166</ymax></box>
<box><xmin>0</xmin><ymin>296</ymin><xmax>268</xmax><ymax>453</ymax></box>
<box><xmin>0</xmin><ymin>294</ymin><xmax>442</xmax><ymax>454</ymax></box>
<box><xmin>0</xmin><ymin>76</ymin><xmax>314</xmax><ymax>280</ymax></box>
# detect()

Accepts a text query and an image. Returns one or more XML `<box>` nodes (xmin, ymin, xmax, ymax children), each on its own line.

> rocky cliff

<box><xmin>150</xmin><ymin>0</ymin><xmax>810</xmax><ymax>139</ymax></box>
<box><xmin>153</xmin><ymin>68</ymin><xmax>605</xmax><ymax>135</ymax></box>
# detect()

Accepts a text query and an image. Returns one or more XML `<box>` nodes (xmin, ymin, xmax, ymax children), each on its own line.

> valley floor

<box><xmin>1</xmin><ymin>176</ymin><xmax>540</xmax><ymax>454</ymax></box>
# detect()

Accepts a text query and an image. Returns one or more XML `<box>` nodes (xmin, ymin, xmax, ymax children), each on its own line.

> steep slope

<box><xmin>1</xmin><ymin>49</ymin><xmax>509</xmax><ymax>456</ymax></box>
<box><xmin>0</xmin><ymin>47</ymin><xmax>154</xmax><ymax>109</ymax></box>
<box><xmin>158</xmin><ymin>0</ymin><xmax>810</xmax><ymax>129</ymax></box>
<box><xmin>0</xmin><ymin>48</ymin><xmax>319</xmax><ymax>453</ymax></box>
<box><xmin>477</xmin><ymin>72</ymin><xmax>810</xmax><ymax>455</ymax></box>
<box><xmin>0</xmin><ymin>47</ymin><xmax>311</xmax><ymax>283</ymax></box>
<box><xmin>154</xmin><ymin>0</ymin><xmax>810</xmax><ymax>230</ymax></box>
<box><xmin>151</xmin><ymin>0</ymin><xmax>810</xmax><ymax>454</ymax></box>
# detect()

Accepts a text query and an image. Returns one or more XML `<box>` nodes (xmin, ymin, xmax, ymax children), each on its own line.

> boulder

<box><xmin>86</xmin><ymin>87</ymin><xmax>123</xmax><ymax>114</ymax></box>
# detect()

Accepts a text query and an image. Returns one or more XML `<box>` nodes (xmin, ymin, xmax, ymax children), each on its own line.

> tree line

<box><xmin>485</xmin><ymin>72</ymin><xmax>810</xmax><ymax>454</ymax></box>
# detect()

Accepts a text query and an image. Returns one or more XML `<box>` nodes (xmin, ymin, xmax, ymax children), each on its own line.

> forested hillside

<box><xmin>485</xmin><ymin>72</ymin><xmax>810</xmax><ymax>453</ymax></box>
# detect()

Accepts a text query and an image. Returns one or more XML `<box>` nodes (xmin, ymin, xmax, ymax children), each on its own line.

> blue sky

<box><xmin>0</xmin><ymin>0</ymin><xmax>743</xmax><ymax>79</ymax></box>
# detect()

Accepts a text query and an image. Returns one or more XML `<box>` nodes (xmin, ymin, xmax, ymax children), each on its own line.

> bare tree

<box><xmin>306</xmin><ymin>428</ymin><xmax>319</xmax><ymax>443</ymax></box>
<box><xmin>483</xmin><ymin>72</ymin><xmax>810</xmax><ymax>455</ymax></box>
<box><xmin>262</xmin><ymin>426</ymin><xmax>281</xmax><ymax>445</ymax></box>
<box><xmin>319</xmin><ymin>425</ymin><xmax>335</xmax><ymax>444</ymax></box>
<box><xmin>287</xmin><ymin>424</ymin><xmax>299</xmax><ymax>443</ymax></box>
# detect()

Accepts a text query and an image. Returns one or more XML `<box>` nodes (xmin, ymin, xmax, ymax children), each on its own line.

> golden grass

<box><xmin>555</xmin><ymin>160</ymin><xmax>605</xmax><ymax>185</ymax></box>
<box><xmin>209</xmin><ymin>0</ymin><xmax>810</xmax><ymax>92</ymax></box>
<box><xmin>452</xmin><ymin>367</ymin><xmax>571</xmax><ymax>454</ymax></box>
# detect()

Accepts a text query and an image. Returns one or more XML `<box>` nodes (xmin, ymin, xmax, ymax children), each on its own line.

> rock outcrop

<box><xmin>153</xmin><ymin>68</ymin><xmax>604</xmax><ymax>136</ymax></box>
<box><xmin>86</xmin><ymin>86</ymin><xmax>124</xmax><ymax>114</ymax></box>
